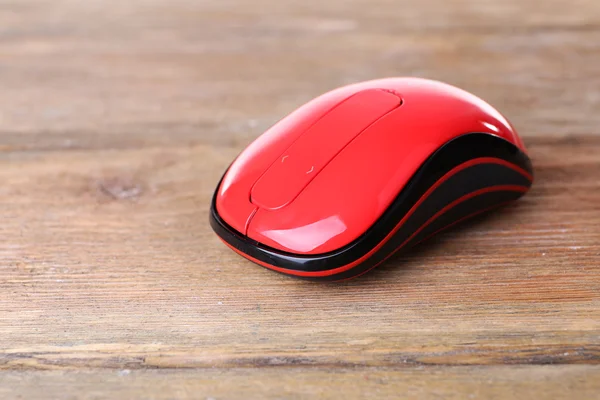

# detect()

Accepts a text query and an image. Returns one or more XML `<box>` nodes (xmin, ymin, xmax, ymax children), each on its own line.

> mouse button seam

<box><xmin>243</xmin><ymin>207</ymin><xmax>258</xmax><ymax>236</ymax></box>
<box><xmin>254</xmin><ymin>98</ymin><xmax>402</xmax><ymax>213</ymax></box>
<box><xmin>247</xmin><ymin>92</ymin><xmax>358</xmax><ymax>206</ymax></box>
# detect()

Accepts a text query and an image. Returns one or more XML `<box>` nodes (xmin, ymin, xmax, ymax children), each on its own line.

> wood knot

<box><xmin>96</xmin><ymin>177</ymin><xmax>144</xmax><ymax>201</ymax></box>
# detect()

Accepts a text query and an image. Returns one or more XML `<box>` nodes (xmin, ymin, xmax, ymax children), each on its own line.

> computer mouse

<box><xmin>210</xmin><ymin>77</ymin><xmax>533</xmax><ymax>281</ymax></box>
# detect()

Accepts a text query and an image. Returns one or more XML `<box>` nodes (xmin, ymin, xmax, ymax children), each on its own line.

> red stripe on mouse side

<box><xmin>414</xmin><ymin>201</ymin><xmax>515</xmax><ymax>247</ymax></box>
<box><xmin>235</xmin><ymin>157</ymin><xmax>532</xmax><ymax>277</ymax></box>
<box><xmin>220</xmin><ymin>158</ymin><xmax>531</xmax><ymax>279</ymax></box>
<box><xmin>334</xmin><ymin>197</ymin><xmax>519</xmax><ymax>282</ymax></box>
<box><xmin>221</xmin><ymin>185</ymin><xmax>529</xmax><ymax>282</ymax></box>
<box><xmin>224</xmin><ymin>185</ymin><xmax>528</xmax><ymax>279</ymax></box>
<box><xmin>465</xmin><ymin>157</ymin><xmax>532</xmax><ymax>183</ymax></box>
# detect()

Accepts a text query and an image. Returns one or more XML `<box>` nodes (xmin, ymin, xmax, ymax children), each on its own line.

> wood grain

<box><xmin>2</xmin><ymin>367</ymin><xmax>600</xmax><ymax>400</ymax></box>
<box><xmin>1</xmin><ymin>0</ymin><xmax>600</xmax><ymax>398</ymax></box>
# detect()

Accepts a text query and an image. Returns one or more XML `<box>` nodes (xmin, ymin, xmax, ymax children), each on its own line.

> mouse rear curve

<box><xmin>210</xmin><ymin>132</ymin><xmax>533</xmax><ymax>281</ymax></box>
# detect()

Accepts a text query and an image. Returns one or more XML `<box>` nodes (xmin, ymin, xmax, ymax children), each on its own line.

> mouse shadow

<box><xmin>327</xmin><ymin>201</ymin><xmax>531</xmax><ymax>287</ymax></box>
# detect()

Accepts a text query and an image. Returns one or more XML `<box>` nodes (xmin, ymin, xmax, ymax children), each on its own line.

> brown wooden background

<box><xmin>1</xmin><ymin>0</ymin><xmax>599</xmax><ymax>398</ymax></box>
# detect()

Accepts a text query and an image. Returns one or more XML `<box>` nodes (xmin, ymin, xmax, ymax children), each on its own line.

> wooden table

<box><xmin>1</xmin><ymin>0</ymin><xmax>599</xmax><ymax>398</ymax></box>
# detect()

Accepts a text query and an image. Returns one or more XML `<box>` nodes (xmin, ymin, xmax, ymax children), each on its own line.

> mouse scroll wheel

<box><xmin>250</xmin><ymin>88</ymin><xmax>403</xmax><ymax>210</ymax></box>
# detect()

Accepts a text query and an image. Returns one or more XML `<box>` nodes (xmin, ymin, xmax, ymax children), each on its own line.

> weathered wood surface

<box><xmin>1</xmin><ymin>0</ymin><xmax>599</xmax><ymax>398</ymax></box>
<box><xmin>2</xmin><ymin>367</ymin><xmax>600</xmax><ymax>400</ymax></box>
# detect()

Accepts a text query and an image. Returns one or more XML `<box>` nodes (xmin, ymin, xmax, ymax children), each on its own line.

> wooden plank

<box><xmin>0</xmin><ymin>0</ymin><xmax>600</xmax><ymax>153</ymax></box>
<box><xmin>1</xmin><ymin>0</ymin><xmax>600</xmax><ymax>398</ymax></box>
<box><xmin>1</xmin><ymin>136</ymin><xmax>599</xmax><ymax>370</ymax></box>
<box><xmin>2</xmin><ymin>366</ymin><xmax>600</xmax><ymax>400</ymax></box>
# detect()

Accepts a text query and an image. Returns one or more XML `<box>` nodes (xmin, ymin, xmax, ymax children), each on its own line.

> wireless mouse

<box><xmin>210</xmin><ymin>78</ymin><xmax>533</xmax><ymax>281</ymax></box>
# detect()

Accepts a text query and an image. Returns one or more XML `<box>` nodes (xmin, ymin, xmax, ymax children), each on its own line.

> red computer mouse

<box><xmin>210</xmin><ymin>78</ymin><xmax>533</xmax><ymax>281</ymax></box>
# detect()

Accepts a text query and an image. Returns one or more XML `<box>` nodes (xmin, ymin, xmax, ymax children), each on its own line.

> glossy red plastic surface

<box><xmin>216</xmin><ymin>77</ymin><xmax>527</xmax><ymax>254</ymax></box>
<box><xmin>215</xmin><ymin>80</ymin><xmax>364</xmax><ymax>235</ymax></box>
<box><xmin>251</xmin><ymin>89</ymin><xmax>401</xmax><ymax>210</ymax></box>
